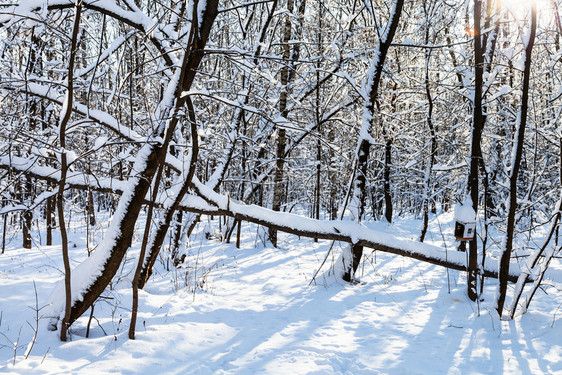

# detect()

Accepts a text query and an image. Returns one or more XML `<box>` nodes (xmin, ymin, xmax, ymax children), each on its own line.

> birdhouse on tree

<box><xmin>454</xmin><ymin>198</ymin><xmax>476</xmax><ymax>241</ymax></box>
<box><xmin>454</xmin><ymin>220</ymin><xmax>476</xmax><ymax>241</ymax></box>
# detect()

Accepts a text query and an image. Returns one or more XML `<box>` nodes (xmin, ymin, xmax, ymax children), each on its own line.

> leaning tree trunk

<box><xmin>138</xmin><ymin>98</ymin><xmax>239</xmax><ymax>288</ymax></box>
<box><xmin>496</xmin><ymin>3</ymin><xmax>536</xmax><ymax>317</ymax></box>
<box><xmin>342</xmin><ymin>0</ymin><xmax>404</xmax><ymax>282</ymax></box>
<box><xmin>135</xmin><ymin>97</ymin><xmax>199</xmax><ymax>292</ymax></box>
<box><xmin>509</xmin><ymin>193</ymin><xmax>561</xmax><ymax>318</ymax></box>
<box><xmin>44</xmin><ymin>0</ymin><xmax>219</xmax><ymax>329</ymax></box>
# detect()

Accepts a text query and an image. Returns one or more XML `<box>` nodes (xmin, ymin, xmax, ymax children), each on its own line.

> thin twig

<box><xmin>41</xmin><ymin>347</ymin><xmax>50</xmax><ymax>364</ymax></box>
<box><xmin>24</xmin><ymin>281</ymin><xmax>39</xmax><ymax>359</ymax></box>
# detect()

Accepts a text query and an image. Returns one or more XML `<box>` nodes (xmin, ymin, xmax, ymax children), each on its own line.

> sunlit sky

<box><xmin>502</xmin><ymin>0</ymin><xmax>552</xmax><ymax>22</ymax></box>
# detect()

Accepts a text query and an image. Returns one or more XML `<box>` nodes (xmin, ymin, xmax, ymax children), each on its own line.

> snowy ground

<box><xmin>0</xmin><ymin>211</ymin><xmax>560</xmax><ymax>374</ymax></box>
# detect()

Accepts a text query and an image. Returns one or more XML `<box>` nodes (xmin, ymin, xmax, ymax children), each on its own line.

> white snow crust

<box><xmin>1</xmin><ymin>209</ymin><xmax>559</xmax><ymax>374</ymax></box>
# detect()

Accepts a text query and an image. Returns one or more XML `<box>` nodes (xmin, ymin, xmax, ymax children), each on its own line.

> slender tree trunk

<box><xmin>509</xmin><ymin>194</ymin><xmax>561</xmax><ymax>318</ymax></box>
<box><xmin>383</xmin><ymin>137</ymin><xmax>393</xmax><ymax>223</ymax></box>
<box><xmin>129</xmin><ymin>163</ymin><xmax>163</xmax><ymax>339</ymax></box>
<box><xmin>466</xmin><ymin>0</ymin><xmax>485</xmax><ymax>302</ymax></box>
<box><xmin>270</xmin><ymin>0</ymin><xmax>303</xmax><ymax>247</ymax></box>
<box><xmin>342</xmin><ymin>0</ymin><xmax>404</xmax><ymax>282</ymax></box>
<box><xmin>328</xmin><ymin>127</ymin><xmax>338</xmax><ymax>220</ymax></box>
<box><xmin>22</xmin><ymin>180</ymin><xmax>32</xmax><ymax>249</ymax></box>
<box><xmin>87</xmin><ymin>190</ymin><xmax>95</xmax><ymax>227</ymax></box>
<box><xmin>137</xmin><ymin>97</ymin><xmax>199</xmax><ymax>290</ymax></box>
<box><xmin>46</xmin><ymin>194</ymin><xmax>55</xmax><ymax>246</ymax></box>
<box><xmin>21</xmin><ymin>31</ymin><xmax>42</xmax><ymax>250</ymax></box>
<box><xmin>496</xmin><ymin>3</ymin><xmax>536</xmax><ymax>317</ymax></box>
<box><xmin>420</xmin><ymin>16</ymin><xmax>436</xmax><ymax>242</ymax></box>
<box><xmin>45</xmin><ymin>0</ymin><xmax>219</xmax><ymax>328</ymax></box>
<box><xmin>236</xmin><ymin>219</ymin><xmax>241</xmax><ymax>248</ymax></box>
<box><xmin>313</xmin><ymin>0</ymin><xmax>323</xmax><ymax>234</ymax></box>
<box><xmin>2</xmin><ymin>213</ymin><xmax>6</xmax><ymax>254</ymax></box>
<box><xmin>57</xmin><ymin>168</ymin><xmax>70</xmax><ymax>341</ymax></box>
<box><xmin>128</xmin><ymin>31</ymin><xmax>167</xmax><ymax>339</ymax></box>
<box><xmin>58</xmin><ymin>0</ymin><xmax>83</xmax><ymax>341</ymax></box>
<box><xmin>478</xmin><ymin>2</ymin><xmax>501</xmax><ymax>294</ymax></box>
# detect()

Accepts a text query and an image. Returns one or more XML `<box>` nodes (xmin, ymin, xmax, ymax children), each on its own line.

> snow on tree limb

<box><xmin>1</xmin><ymin>149</ymin><xmax>526</xmax><ymax>285</ymax></box>
<box><xmin>188</xmin><ymin>176</ymin><xmax>523</xmax><ymax>282</ymax></box>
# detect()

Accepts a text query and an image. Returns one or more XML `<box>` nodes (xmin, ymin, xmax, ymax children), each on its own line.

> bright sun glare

<box><xmin>502</xmin><ymin>0</ymin><xmax>550</xmax><ymax>20</ymax></box>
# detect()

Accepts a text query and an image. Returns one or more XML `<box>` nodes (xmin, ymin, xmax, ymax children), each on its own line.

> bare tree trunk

<box><xmin>22</xmin><ymin>182</ymin><xmax>32</xmax><ymax>249</ymax></box>
<box><xmin>343</xmin><ymin>0</ymin><xmax>404</xmax><ymax>282</ymax></box>
<box><xmin>236</xmin><ymin>219</ymin><xmax>242</xmax><ymax>248</ymax></box>
<box><xmin>129</xmin><ymin>161</ymin><xmax>164</xmax><ymax>339</ymax></box>
<box><xmin>419</xmin><ymin>10</ymin><xmax>436</xmax><ymax>242</ymax></box>
<box><xmin>383</xmin><ymin>137</ymin><xmax>393</xmax><ymax>223</ymax></box>
<box><xmin>45</xmin><ymin>0</ymin><xmax>219</xmax><ymax>329</ymax></box>
<box><xmin>21</xmin><ymin>31</ymin><xmax>42</xmax><ymax>250</ymax></box>
<box><xmin>466</xmin><ymin>0</ymin><xmax>485</xmax><ymax>302</ymax></box>
<box><xmin>57</xmin><ymin>173</ymin><xmax>70</xmax><ymax>342</ymax></box>
<box><xmin>313</xmin><ymin>0</ymin><xmax>323</xmax><ymax>234</ymax></box>
<box><xmin>136</xmin><ymin>97</ymin><xmax>199</xmax><ymax>291</ymax></box>
<box><xmin>87</xmin><ymin>189</ymin><xmax>95</xmax><ymax>227</ymax></box>
<box><xmin>478</xmin><ymin>2</ymin><xmax>501</xmax><ymax>295</ymax></box>
<box><xmin>270</xmin><ymin>0</ymin><xmax>303</xmax><ymax>247</ymax></box>
<box><xmin>328</xmin><ymin>126</ymin><xmax>338</xmax><ymax>220</ymax></box>
<box><xmin>46</xmin><ymin>194</ymin><xmax>55</xmax><ymax>246</ymax></box>
<box><xmin>2</xmin><ymin>213</ymin><xmax>6</xmax><ymax>254</ymax></box>
<box><xmin>496</xmin><ymin>3</ymin><xmax>536</xmax><ymax>316</ymax></box>
<box><xmin>58</xmin><ymin>0</ymin><xmax>83</xmax><ymax>341</ymax></box>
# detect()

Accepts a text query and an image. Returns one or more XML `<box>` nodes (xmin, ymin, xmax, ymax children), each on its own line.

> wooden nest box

<box><xmin>455</xmin><ymin>220</ymin><xmax>476</xmax><ymax>241</ymax></box>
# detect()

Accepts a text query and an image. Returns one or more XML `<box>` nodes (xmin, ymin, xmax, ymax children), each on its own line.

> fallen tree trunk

<box><xmin>187</xmin><ymin>178</ymin><xmax>524</xmax><ymax>283</ymax></box>
<box><xmin>2</xmin><ymin>153</ymin><xmax>526</xmax><ymax>284</ymax></box>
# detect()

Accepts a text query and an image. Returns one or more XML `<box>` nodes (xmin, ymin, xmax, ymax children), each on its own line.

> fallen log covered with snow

<box><xmin>0</xmin><ymin>154</ymin><xmax>524</xmax><ymax>284</ymax></box>
<box><xmin>184</xmin><ymin>177</ymin><xmax>523</xmax><ymax>283</ymax></box>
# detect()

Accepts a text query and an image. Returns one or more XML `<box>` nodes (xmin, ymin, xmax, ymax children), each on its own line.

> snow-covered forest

<box><xmin>0</xmin><ymin>0</ymin><xmax>560</xmax><ymax>372</ymax></box>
